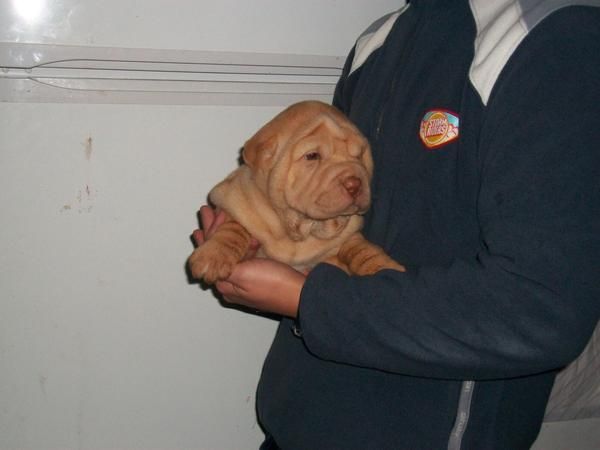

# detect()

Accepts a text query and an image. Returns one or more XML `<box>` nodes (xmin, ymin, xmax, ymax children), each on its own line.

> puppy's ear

<box><xmin>242</xmin><ymin>135</ymin><xmax>278</xmax><ymax>170</ymax></box>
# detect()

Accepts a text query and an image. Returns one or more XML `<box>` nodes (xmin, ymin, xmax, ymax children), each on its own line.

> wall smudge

<box><xmin>83</xmin><ymin>135</ymin><xmax>93</xmax><ymax>161</ymax></box>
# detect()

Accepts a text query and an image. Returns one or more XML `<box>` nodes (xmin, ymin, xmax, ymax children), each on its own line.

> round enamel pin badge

<box><xmin>419</xmin><ymin>110</ymin><xmax>460</xmax><ymax>149</ymax></box>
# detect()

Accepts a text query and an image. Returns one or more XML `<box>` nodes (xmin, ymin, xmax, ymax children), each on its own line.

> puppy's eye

<box><xmin>304</xmin><ymin>151</ymin><xmax>321</xmax><ymax>161</ymax></box>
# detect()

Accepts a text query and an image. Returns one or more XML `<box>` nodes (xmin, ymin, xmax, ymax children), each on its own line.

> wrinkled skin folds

<box><xmin>188</xmin><ymin>101</ymin><xmax>404</xmax><ymax>285</ymax></box>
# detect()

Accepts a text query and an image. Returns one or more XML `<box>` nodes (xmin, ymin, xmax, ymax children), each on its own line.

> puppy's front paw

<box><xmin>357</xmin><ymin>255</ymin><xmax>405</xmax><ymax>275</ymax></box>
<box><xmin>188</xmin><ymin>241</ymin><xmax>238</xmax><ymax>284</ymax></box>
<box><xmin>338</xmin><ymin>233</ymin><xmax>405</xmax><ymax>276</ymax></box>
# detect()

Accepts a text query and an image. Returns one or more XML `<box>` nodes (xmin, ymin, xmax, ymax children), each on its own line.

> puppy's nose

<box><xmin>342</xmin><ymin>176</ymin><xmax>362</xmax><ymax>198</ymax></box>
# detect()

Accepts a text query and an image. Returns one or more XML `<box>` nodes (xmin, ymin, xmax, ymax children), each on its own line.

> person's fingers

<box><xmin>242</xmin><ymin>239</ymin><xmax>261</xmax><ymax>260</ymax></box>
<box><xmin>191</xmin><ymin>229</ymin><xmax>205</xmax><ymax>246</ymax></box>
<box><xmin>210</xmin><ymin>208</ymin><xmax>226</xmax><ymax>233</ymax></box>
<box><xmin>201</xmin><ymin>207</ymin><xmax>227</xmax><ymax>238</ymax></box>
<box><xmin>199</xmin><ymin>205</ymin><xmax>215</xmax><ymax>231</ymax></box>
<box><xmin>197</xmin><ymin>205</ymin><xmax>259</xmax><ymax>256</ymax></box>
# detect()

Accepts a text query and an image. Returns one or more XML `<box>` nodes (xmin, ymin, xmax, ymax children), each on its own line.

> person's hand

<box><xmin>192</xmin><ymin>205</ymin><xmax>260</xmax><ymax>258</ymax></box>
<box><xmin>191</xmin><ymin>205</ymin><xmax>226</xmax><ymax>246</ymax></box>
<box><xmin>215</xmin><ymin>258</ymin><xmax>305</xmax><ymax>318</ymax></box>
<box><xmin>192</xmin><ymin>205</ymin><xmax>304</xmax><ymax>317</ymax></box>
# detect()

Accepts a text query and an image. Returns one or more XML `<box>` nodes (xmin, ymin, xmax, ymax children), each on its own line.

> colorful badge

<box><xmin>419</xmin><ymin>110</ymin><xmax>460</xmax><ymax>149</ymax></box>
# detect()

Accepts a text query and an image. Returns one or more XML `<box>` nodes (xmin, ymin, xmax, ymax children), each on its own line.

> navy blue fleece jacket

<box><xmin>256</xmin><ymin>1</ymin><xmax>600</xmax><ymax>449</ymax></box>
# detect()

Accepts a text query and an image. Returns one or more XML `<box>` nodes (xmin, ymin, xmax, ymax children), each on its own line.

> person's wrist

<box><xmin>280</xmin><ymin>270</ymin><xmax>305</xmax><ymax>318</ymax></box>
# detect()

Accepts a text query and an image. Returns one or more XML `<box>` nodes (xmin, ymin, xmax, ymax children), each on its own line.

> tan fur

<box><xmin>188</xmin><ymin>101</ymin><xmax>404</xmax><ymax>284</ymax></box>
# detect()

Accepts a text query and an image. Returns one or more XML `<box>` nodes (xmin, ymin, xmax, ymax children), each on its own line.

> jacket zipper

<box><xmin>447</xmin><ymin>380</ymin><xmax>475</xmax><ymax>450</ymax></box>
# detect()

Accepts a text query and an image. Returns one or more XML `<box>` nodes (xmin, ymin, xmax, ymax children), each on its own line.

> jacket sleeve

<box><xmin>298</xmin><ymin>10</ymin><xmax>600</xmax><ymax>381</ymax></box>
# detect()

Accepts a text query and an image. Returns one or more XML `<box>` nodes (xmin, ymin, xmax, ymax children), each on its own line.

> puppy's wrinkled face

<box><xmin>243</xmin><ymin>101</ymin><xmax>373</xmax><ymax>221</ymax></box>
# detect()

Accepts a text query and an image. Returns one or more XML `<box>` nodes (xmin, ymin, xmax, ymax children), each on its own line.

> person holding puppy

<box><xmin>192</xmin><ymin>1</ymin><xmax>600</xmax><ymax>449</ymax></box>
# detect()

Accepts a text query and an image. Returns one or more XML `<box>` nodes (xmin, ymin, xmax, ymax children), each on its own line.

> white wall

<box><xmin>0</xmin><ymin>1</ymin><xmax>402</xmax><ymax>449</ymax></box>
<box><xmin>0</xmin><ymin>0</ymin><xmax>399</xmax><ymax>55</ymax></box>
<box><xmin>0</xmin><ymin>103</ymin><xmax>281</xmax><ymax>450</ymax></box>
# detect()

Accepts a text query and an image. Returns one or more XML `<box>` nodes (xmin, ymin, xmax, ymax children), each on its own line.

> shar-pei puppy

<box><xmin>188</xmin><ymin>101</ymin><xmax>404</xmax><ymax>284</ymax></box>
